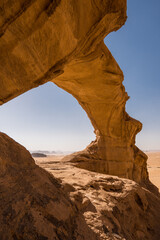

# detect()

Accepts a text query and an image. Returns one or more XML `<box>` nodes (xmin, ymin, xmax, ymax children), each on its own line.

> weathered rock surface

<box><xmin>0</xmin><ymin>132</ymin><xmax>160</xmax><ymax>240</ymax></box>
<box><xmin>0</xmin><ymin>0</ymin><xmax>148</xmax><ymax>181</ymax></box>
<box><xmin>0</xmin><ymin>133</ymin><xmax>79</xmax><ymax>240</ymax></box>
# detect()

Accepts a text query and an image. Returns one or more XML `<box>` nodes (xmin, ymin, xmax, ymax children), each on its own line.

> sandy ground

<box><xmin>34</xmin><ymin>152</ymin><xmax>160</xmax><ymax>191</ymax></box>
<box><xmin>146</xmin><ymin>151</ymin><xmax>160</xmax><ymax>191</ymax></box>
<box><xmin>34</xmin><ymin>153</ymin><xmax>160</xmax><ymax>240</ymax></box>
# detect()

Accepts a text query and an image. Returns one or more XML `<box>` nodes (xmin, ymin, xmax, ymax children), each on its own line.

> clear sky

<box><xmin>105</xmin><ymin>0</ymin><xmax>160</xmax><ymax>151</ymax></box>
<box><xmin>0</xmin><ymin>0</ymin><xmax>160</xmax><ymax>152</ymax></box>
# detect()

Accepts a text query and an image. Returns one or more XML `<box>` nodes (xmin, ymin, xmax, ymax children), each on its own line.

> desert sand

<box><xmin>33</xmin><ymin>151</ymin><xmax>160</xmax><ymax>239</ymax></box>
<box><xmin>35</xmin><ymin>152</ymin><xmax>160</xmax><ymax>191</ymax></box>
<box><xmin>146</xmin><ymin>151</ymin><xmax>160</xmax><ymax>190</ymax></box>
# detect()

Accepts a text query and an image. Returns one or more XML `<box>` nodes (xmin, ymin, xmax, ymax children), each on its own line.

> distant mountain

<box><xmin>30</xmin><ymin>150</ymin><xmax>74</xmax><ymax>155</ymax></box>
<box><xmin>31</xmin><ymin>153</ymin><xmax>47</xmax><ymax>158</ymax></box>
<box><xmin>31</xmin><ymin>150</ymin><xmax>56</xmax><ymax>155</ymax></box>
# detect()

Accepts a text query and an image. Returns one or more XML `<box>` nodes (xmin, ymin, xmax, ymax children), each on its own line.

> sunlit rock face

<box><xmin>0</xmin><ymin>0</ymin><xmax>148</xmax><ymax>182</ymax></box>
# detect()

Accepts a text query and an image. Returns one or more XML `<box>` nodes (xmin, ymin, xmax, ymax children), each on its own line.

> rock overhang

<box><xmin>0</xmin><ymin>0</ymin><xmax>148</xmax><ymax>182</ymax></box>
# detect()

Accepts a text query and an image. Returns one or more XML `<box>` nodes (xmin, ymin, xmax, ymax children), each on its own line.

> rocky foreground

<box><xmin>0</xmin><ymin>133</ymin><xmax>160</xmax><ymax>240</ymax></box>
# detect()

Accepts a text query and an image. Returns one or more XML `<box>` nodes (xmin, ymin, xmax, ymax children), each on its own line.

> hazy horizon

<box><xmin>29</xmin><ymin>149</ymin><xmax>160</xmax><ymax>155</ymax></box>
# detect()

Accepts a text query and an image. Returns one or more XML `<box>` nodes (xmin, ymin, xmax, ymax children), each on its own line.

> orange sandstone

<box><xmin>0</xmin><ymin>0</ymin><xmax>148</xmax><ymax>182</ymax></box>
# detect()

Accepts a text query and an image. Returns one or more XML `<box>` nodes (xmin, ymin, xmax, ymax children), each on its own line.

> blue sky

<box><xmin>105</xmin><ymin>0</ymin><xmax>160</xmax><ymax>151</ymax></box>
<box><xmin>0</xmin><ymin>0</ymin><xmax>160</xmax><ymax>151</ymax></box>
<box><xmin>0</xmin><ymin>83</ymin><xmax>94</xmax><ymax>151</ymax></box>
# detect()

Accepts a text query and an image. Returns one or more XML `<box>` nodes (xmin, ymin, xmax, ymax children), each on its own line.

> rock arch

<box><xmin>0</xmin><ymin>0</ymin><xmax>148</xmax><ymax>182</ymax></box>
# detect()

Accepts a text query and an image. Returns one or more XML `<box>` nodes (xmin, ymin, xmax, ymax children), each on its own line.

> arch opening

<box><xmin>0</xmin><ymin>82</ymin><xmax>95</xmax><ymax>155</ymax></box>
<box><xmin>0</xmin><ymin>0</ymin><xmax>149</xmax><ymax>183</ymax></box>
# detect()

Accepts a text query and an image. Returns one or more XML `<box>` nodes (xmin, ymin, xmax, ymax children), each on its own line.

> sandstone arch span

<box><xmin>0</xmin><ymin>0</ymin><xmax>148</xmax><ymax>182</ymax></box>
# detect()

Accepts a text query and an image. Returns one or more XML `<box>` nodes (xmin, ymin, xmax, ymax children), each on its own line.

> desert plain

<box><xmin>146</xmin><ymin>151</ymin><xmax>160</xmax><ymax>190</ymax></box>
<box><xmin>34</xmin><ymin>151</ymin><xmax>160</xmax><ymax>191</ymax></box>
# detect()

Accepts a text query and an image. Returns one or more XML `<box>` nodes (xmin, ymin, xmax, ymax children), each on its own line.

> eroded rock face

<box><xmin>0</xmin><ymin>0</ymin><xmax>147</xmax><ymax>181</ymax></box>
<box><xmin>0</xmin><ymin>132</ymin><xmax>98</xmax><ymax>240</ymax></box>
<box><xmin>0</xmin><ymin>132</ymin><xmax>160</xmax><ymax>240</ymax></box>
<box><xmin>38</xmin><ymin>156</ymin><xmax>160</xmax><ymax>240</ymax></box>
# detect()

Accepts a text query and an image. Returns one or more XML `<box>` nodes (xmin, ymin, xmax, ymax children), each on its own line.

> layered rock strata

<box><xmin>56</xmin><ymin>43</ymin><xmax>148</xmax><ymax>183</ymax></box>
<box><xmin>0</xmin><ymin>0</ymin><xmax>147</xmax><ymax>181</ymax></box>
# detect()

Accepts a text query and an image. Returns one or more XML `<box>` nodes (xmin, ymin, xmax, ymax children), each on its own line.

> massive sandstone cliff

<box><xmin>0</xmin><ymin>0</ymin><xmax>148</xmax><ymax>182</ymax></box>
